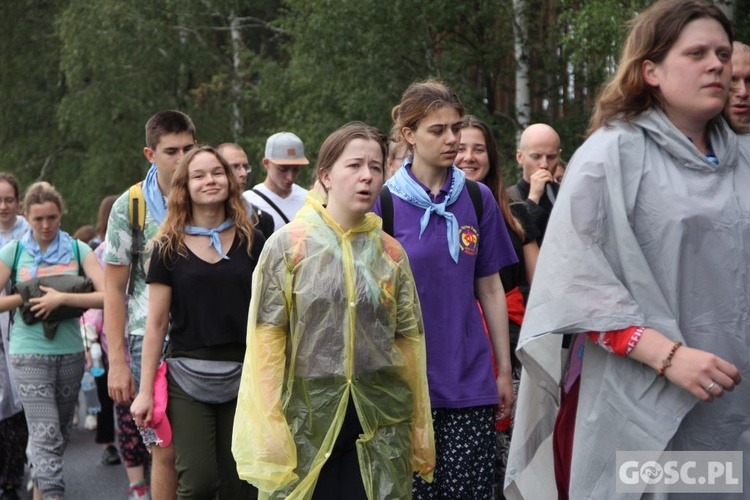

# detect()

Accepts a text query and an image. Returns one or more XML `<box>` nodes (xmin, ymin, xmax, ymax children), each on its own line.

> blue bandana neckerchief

<box><xmin>21</xmin><ymin>229</ymin><xmax>74</xmax><ymax>278</ymax></box>
<box><xmin>386</xmin><ymin>158</ymin><xmax>466</xmax><ymax>263</ymax></box>
<box><xmin>686</xmin><ymin>136</ymin><xmax>719</xmax><ymax>167</ymax></box>
<box><xmin>143</xmin><ymin>164</ymin><xmax>168</xmax><ymax>224</ymax></box>
<box><xmin>184</xmin><ymin>219</ymin><xmax>236</xmax><ymax>260</ymax></box>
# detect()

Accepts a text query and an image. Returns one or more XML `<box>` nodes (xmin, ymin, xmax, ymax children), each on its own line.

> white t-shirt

<box><xmin>243</xmin><ymin>183</ymin><xmax>308</xmax><ymax>231</ymax></box>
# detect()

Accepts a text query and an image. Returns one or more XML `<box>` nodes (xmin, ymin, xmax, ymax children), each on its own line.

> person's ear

<box><xmin>516</xmin><ymin>149</ymin><xmax>523</xmax><ymax>165</ymax></box>
<box><xmin>144</xmin><ymin>147</ymin><xmax>156</xmax><ymax>164</ymax></box>
<box><xmin>402</xmin><ymin>127</ymin><xmax>416</xmax><ymax>148</ymax></box>
<box><xmin>642</xmin><ymin>60</ymin><xmax>659</xmax><ymax>87</ymax></box>
<box><xmin>319</xmin><ymin>169</ymin><xmax>331</xmax><ymax>191</ymax></box>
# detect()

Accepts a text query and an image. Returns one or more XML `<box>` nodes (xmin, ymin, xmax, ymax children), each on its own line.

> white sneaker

<box><xmin>83</xmin><ymin>414</ymin><xmax>97</xmax><ymax>430</ymax></box>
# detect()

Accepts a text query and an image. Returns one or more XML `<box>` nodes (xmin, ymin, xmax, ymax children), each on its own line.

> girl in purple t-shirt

<box><xmin>378</xmin><ymin>80</ymin><xmax>518</xmax><ymax>499</ymax></box>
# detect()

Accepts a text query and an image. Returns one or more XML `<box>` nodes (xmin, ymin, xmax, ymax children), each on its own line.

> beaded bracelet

<box><xmin>657</xmin><ymin>341</ymin><xmax>682</xmax><ymax>377</ymax></box>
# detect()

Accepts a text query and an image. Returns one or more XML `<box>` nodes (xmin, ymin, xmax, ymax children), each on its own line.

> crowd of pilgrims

<box><xmin>0</xmin><ymin>1</ymin><xmax>748</xmax><ymax>499</ymax></box>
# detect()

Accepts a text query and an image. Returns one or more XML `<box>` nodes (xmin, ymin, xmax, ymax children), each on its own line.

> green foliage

<box><xmin>0</xmin><ymin>1</ymin><xmax>70</xmax><ymax>207</ymax></box>
<box><xmin>0</xmin><ymin>0</ymin><xmax>742</xmax><ymax>228</ymax></box>
<box><xmin>253</xmin><ymin>0</ymin><xmax>518</xmax><ymax>186</ymax></box>
<box><xmin>736</xmin><ymin>2</ymin><xmax>750</xmax><ymax>44</ymax></box>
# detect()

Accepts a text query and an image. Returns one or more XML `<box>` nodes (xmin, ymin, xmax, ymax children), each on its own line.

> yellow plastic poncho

<box><xmin>232</xmin><ymin>197</ymin><xmax>434</xmax><ymax>500</ymax></box>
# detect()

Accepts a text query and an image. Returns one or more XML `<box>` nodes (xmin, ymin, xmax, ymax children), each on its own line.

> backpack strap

<box><xmin>379</xmin><ymin>185</ymin><xmax>394</xmax><ymax>236</ymax></box>
<box><xmin>128</xmin><ymin>183</ymin><xmax>146</xmax><ymax>295</ymax></box>
<box><xmin>465</xmin><ymin>179</ymin><xmax>484</xmax><ymax>224</ymax></box>
<box><xmin>251</xmin><ymin>188</ymin><xmax>290</xmax><ymax>224</ymax></box>
<box><xmin>10</xmin><ymin>240</ymin><xmax>22</xmax><ymax>286</ymax></box>
<box><xmin>72</xmin><ymin>240</ymin><xmax>84</xmax><ymax>277</ymax></box>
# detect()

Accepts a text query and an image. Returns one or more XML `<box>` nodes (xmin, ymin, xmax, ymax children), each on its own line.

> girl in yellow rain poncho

<box><xmin>232</xmin><ymin>122</ymin><xmax>435</xmax><ymax>500</ymax></box>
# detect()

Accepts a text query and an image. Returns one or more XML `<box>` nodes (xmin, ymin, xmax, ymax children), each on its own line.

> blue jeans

<box><xmin>128</xmin><ymin>335</ymin><xmax>144</xmax><ymax>390</ymax></box>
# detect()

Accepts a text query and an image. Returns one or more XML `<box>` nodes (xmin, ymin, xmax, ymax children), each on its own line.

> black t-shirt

<box><xmin>498</xmin><ymin>202</ymin><xmax>539</xmax><ymax>296</ymax></box>
<box><xmin>146</xmin><ymin>230</ymin><xmax>265</xmax><ymax>353</ymax></box>
<box><xmin>499</xmin><ymin>202</ymin><xmax>538</xmax><ymax>353</ymax></box>
<box><xmin>507</xmin><ymin>178</ymin><xmax>557</xmax><ymax>245</ymax></box>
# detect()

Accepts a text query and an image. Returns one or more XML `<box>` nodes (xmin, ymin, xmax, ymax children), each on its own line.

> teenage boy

<box><xmin>243</xmin><ymin>131</ymin><xmax>309</xmax><ymax>231</ymax></box>
<box><xmin>105</xmin><ymin>110</ymin><xmax>196</xmax><ymax>500</ymax></box>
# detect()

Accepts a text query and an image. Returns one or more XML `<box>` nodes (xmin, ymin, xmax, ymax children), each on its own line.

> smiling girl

<box><xmin>131</xmin><ymin>146</ymin><xmax>263</xmax><ymax>499</ymax></box>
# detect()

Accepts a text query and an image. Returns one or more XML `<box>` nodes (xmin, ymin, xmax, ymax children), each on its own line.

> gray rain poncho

<box><xmin>505</xmin><ymin>109</ymin><xmax>750</xmax><ymax>499</ymax></box>
<box><xmin>232</xmin><ymin>197</ymin><xmax>434</xmax><ymax>500</ymax></box>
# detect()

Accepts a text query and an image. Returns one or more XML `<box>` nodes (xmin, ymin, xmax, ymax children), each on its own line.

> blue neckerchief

<box><xmin>386</xmin><ymin>158</ymin><xmax>466</xmax><ymax>263</ymax></box>
<box><xmin>143</xmin><ymin>164</ymin><xmax>168</xmax><ymax>224</ymax></box>
<box><xmin>184</xmin><ymin>219</ymin><xmax>235</xmax><ymax>260</ymax></box>
<box><xmin>686</xmin><ymin>136</ymin><xmax>719</xmax><ymax>167</ymax></box>
<box><xmin>21</xmin><ymin>229</ymin><xmax>74</xmax><ymax>278</ymax></box>
<box><xmin>705</xmin><ymin>147</ymin><xmax>719</xmax><ymax>166</ymax></box>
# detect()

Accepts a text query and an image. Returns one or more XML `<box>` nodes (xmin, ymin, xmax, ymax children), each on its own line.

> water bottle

<box><xmin>81</xmin><ymin>371</ymin><xmax>101</xmax><ymax>414</ymax></box>
<box><xmin>90</xmin><ymin>342</ymin><xmax>105</xmax><ymax>377</ymax></box>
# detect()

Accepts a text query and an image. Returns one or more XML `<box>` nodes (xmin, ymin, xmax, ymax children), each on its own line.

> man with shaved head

<box><xmin>725</xmin><ymin>42</ymin><xmax>750</xmax><ymax>134</ymax></box>
<box><xmin>507</xmin><ymin>123</ymin><xmax>562</xmax><ymax>244</ymax></box>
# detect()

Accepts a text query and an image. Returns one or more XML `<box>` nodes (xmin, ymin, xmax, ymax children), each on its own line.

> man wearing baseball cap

<box><xmin>243</xmin><ymin>131</ymin><xmax>310</xmax><ymax>231</ymax></box>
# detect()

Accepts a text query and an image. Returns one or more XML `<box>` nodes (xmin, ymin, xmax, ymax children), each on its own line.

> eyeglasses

<box><xmin>231</xmin><ymin>163</ymin><xmax>251</xmax><ymax>173</ymax></box>
<box><xmin>0</xmin><ymin>197</ymin><xmax>17</xmax><ymax>206</ymax></box>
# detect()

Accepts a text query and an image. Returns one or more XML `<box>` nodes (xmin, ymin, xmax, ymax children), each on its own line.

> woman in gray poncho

<box><xmin>505</xmin><ymin>1</ymin><xmax>747</xmax><ymax>499</ymax></box>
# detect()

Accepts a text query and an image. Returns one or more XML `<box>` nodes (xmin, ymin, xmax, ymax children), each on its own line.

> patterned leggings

<box><xmin>115</xmin><ymin>402</ymin><xmax>150</xmax><ymax>469</ymax></box>
<box><xmin>10</xmin><ymin>352</ymin><xmax>84</xmax><ymax>499</ymax></box>
<box><xmin>413</xmin><ymin>405</ymin><xmax>496</xmax><ymax>499</ymax></box>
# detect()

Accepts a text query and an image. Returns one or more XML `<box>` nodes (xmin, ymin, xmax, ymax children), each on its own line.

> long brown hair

<box><xmin>459</xmin><ymin>116</ymin><xmax>524</xmax><ymax>239</ymax></box>
<box><xmin>588</xmin><ymin>0</ymin><xmax>733</xmax><ymax>135</ymax></box>
<box><xmin>153</xmin><ymin>146</ymin><xmax>255</xmax><ymax>259</ymax></box>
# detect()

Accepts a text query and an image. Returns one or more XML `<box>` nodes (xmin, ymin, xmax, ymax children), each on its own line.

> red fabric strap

<box><xmin>587</xmin><ymin>326</ymin><xmax>644</xmax><ymax>356</ymax></box>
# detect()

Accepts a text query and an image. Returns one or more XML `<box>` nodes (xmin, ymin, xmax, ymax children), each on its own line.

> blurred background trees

<box><xmin>1</xmin><ymin>0</ymin><xmax>747</xmax><ymax>229</ymax></box>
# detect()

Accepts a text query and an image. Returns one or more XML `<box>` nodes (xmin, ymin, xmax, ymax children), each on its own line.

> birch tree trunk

<box><xmin>229</xmin><ymin>11</ymin><xmax>244</xmax><ymax>143</ymax></box>
<box><xmin>513</xmin><ymin>0</ymin><xmax>531</xmax><ymax>135</ymax></box>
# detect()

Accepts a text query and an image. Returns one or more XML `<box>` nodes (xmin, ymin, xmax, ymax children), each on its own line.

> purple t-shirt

<box><xmin>375</xmin><ymin>166</ymin><xmax>517</xmax><ymax>408</ymax></box>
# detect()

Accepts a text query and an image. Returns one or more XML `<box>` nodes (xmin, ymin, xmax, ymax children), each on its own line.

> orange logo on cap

<box><xmin>287</xmin><ymin>148</ymin><xmax>297</xmax><ymax>156</ymax></box>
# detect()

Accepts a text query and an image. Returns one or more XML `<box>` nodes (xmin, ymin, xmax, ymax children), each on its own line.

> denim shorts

<box><xmin>128</xmin><ymin>334</ymin><xmax>144</xmax><ymax>390</ymax></box>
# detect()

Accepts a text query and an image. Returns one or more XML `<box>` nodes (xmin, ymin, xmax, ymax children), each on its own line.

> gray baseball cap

<box><xmin>264</xmin><ymin>132</ymin><xmax>310</xmax><ymax>166</ymax></box>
